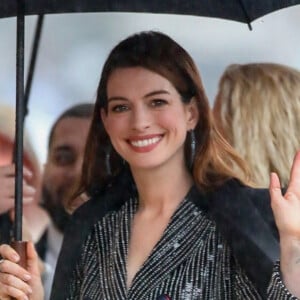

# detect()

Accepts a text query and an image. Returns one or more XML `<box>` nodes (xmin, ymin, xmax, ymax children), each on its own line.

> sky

<box><xmin>0</xmin><ymin>5</ymin><xmax>300</xmax><ymax>163</ymax></box>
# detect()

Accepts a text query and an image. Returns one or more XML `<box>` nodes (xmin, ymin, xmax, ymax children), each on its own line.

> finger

<box><xmin>23</xmin><ymin>182</ymin><xmax>36</xmax><ymax>195</ymax></box>
<box><xmin>26</xmin><ymin>242</ymin><xmax>41</xmax><ymax>277</ymax></box>
<box><xmin>0</xmin><ymin>164</ymin><xmax>15</xmax><ymax>177</ymax></box>
<box><xmin>0</xmin><ymin>245</ymin><xmax>20</xmax><ymax>263</ymax></box>
<box><xmin>0</xmin><ymin>284</ymin><xmax>29</xmax><ymax>300</ymax></box>
<box><xmin>269</xmin><ymin>172</ymin><xmax>282</xmax><ymax>205</ymax></box>
<box><xmin>1</xmin><ymin>180</ymin><xmax>35</xmax><ymax>198</ymax></box>
<box><xmin>22</xmin><ymin>197</ymin><xmax>34</xmax><ymax>205</ymax></box>
<box><xmin>0</xmin><ymin>271</ymin><xmax>32</xmax><ymax>295</ymax></box>
<box><xmin>23</xmin><ymin>167</ymin><xmax>33</xmax><ymax>180</ymax></box>
<box><xmin>0</xmin><ymin>258</ymin><xmax>31</xmax><ymax>282</ymax></box>
<box><xmin>287</xmin><ymin>150</ymin><xmax>300</xmax><ymax>191</ymax></box>
<box><xmin>1</xmin><ymin>177</ymin><xmax>16</xmax><ymax>197</ymax></box>
<box><xmin>0</xmin><ymin>284</ymin><xmax>30</xmax><ymax>300</ymax></box>
<box><xmin>0</xmin><ymin>165</ymin><xmax>32</xmax><ymax>178</ymax></box>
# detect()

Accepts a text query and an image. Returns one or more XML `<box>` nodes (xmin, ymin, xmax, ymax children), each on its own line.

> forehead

<box><xmin>107</xmin><ymin>67</ymin><xmax>176</xmax><ymax>96</ymax></box>
<box><xmin>50</xmin><ymin>117</ymin><xmax>91</xmax><ymax>149</ymax></box>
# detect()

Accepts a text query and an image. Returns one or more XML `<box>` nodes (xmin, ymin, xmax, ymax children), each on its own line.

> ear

<box><xmin>186</xmin><ymin>97</ymin><xmax>199</xmax><ymax>130</ymax></box>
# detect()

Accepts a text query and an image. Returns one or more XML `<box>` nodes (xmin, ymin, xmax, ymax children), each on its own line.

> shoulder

<box><xmin>71</xmin><ymin>169</ymin><xmax>135</xmax><ymax>226</ymax></box>
<box><xmin>51</xmin><ymin>184</ymin><xmax>131</xmax><ymax>300</ymax></box>
<box><xmin>208</xmin><ymin>179</ymin><xmax>272</xmax><ymax>217</ymax></box>
<box><xmin>191</xmin><ymin>179</ymin><xmax>272</xmax><ymax>216</ymax></box>
<box><xmin>67</xmin><ymin>184</ymin><xmax>130</xmax><ymax>242</ymax></box>
<box><xmin>212</xmin><ymin>178</ymin><xmax>270</xmax><ymax>200</ymax></box>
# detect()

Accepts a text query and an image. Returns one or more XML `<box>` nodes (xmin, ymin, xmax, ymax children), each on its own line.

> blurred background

<box><xmin>0</xmin><ymin>5</ymin><xmax>300</xmax><ymax>163</ymax></box>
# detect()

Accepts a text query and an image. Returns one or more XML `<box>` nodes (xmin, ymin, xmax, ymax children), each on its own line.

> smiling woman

<box><xmin>1</xmin><ymin>7</ymin><xmax>300</xmax><ymax>163</ymax></box>
<box><xmin>0</xmin><ymin>31</ymin><xmax>300</xmax><ymax>300</ymax></box>
<box><xmin>101</xmin><ymin>67</ymin><xmax>197</xmax><ymax>170</ymax></box>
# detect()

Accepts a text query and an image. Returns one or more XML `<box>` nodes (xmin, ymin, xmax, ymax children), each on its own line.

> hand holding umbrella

<box><xmin>0</xmin><ymin>242</ymin><xmax>44</xmax><ymax>300</ymax></box>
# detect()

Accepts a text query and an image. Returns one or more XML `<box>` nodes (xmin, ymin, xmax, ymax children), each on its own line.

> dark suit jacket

<box><xmin>50</xmin><ymin>179</ymin><xmax>279</xmax><ymax>300</ymax></box>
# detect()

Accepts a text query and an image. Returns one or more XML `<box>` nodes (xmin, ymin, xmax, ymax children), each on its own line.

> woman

<box><xmin>213</xmin><ymin>63</ymin><xmax>300</xmax><ymax>188</ymax></box>
<box><xmin>0</xmin><ymin>31</ymin><xmax>299</xmax><ymax>300</ymax></box>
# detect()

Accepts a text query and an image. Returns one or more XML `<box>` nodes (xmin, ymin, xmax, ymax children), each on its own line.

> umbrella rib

<box><xmin>23</xmin><ymin>14</ymin><xmax>44</xmax><ymax>119</ymax></box>
<box><xmin>237</xmin><ymin>0</ymin><xmax>253</xmax><ymax>30</ymax></box>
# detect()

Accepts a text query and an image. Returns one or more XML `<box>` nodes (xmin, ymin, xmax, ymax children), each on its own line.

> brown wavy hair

<box><xmin>74</xmin><ymin>31</ymin><xmax>252</xmax><ymax>205</ymax></box>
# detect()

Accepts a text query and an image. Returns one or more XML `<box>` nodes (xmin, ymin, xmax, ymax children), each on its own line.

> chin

<box><xmin>130</xmin><ymin>160</ymin><xmax>164</xmax><ymax>170</ymax></box>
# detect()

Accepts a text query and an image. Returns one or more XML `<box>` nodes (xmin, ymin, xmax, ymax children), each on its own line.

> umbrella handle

<box><xmin>10</xmin><ymin>240</ymin><xmax>27</xmax><ymax>269</ymax></box>
<box><xmin>9</xmin><ymin>241</ymin><xmax>27</xmax><ymax>300</ymax></box>
<box><xmin>10</xmin><ymin>241</ymin><xmax>27</xmax><ymax>300</ymax></box>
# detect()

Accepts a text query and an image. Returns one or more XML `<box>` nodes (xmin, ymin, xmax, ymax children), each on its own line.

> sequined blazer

<box><xmin>50</xmin><ymin>179</ymin><xmax>292</xmax><ymax>300</ymax></box>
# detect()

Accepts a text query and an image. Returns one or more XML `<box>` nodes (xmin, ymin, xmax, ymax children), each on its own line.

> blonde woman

<box><xmin>213</xmin><ymin>63</ymin><xmax>300</xmax><ymax>188</ymax></box>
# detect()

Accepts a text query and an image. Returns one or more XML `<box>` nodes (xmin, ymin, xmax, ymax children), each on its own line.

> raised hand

<box><xmin>0</xmin><ymin>164</ymin><xmax>36</xmax><ymax>214</ymax></box>
<box><xmin>269</xmin><ymin>151</ymin><xmax>300</xmax><ymax>297</ymax></box>
<box><xmin>270</xmin><ymin>151</ymin><xmax>300</xmax><ymax>238</ymax></box>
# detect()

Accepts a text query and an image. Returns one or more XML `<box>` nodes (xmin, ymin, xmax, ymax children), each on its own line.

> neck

<box><xmin>131</xmin><ymin>162</ymin><xmax>193</xmax><ymax>215</ymax></box>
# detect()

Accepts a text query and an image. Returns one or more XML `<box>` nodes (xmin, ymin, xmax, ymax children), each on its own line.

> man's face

<box><xmin>42</xmin><ymin>117</ymin><xmax>91</xmax><ymax>232</ymax></box>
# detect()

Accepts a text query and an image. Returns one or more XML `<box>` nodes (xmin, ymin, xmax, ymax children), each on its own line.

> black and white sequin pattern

<box><xmin>67</xmin><ymin>196</ymin><xmax>298</xmax><ymax>300</ymax></box>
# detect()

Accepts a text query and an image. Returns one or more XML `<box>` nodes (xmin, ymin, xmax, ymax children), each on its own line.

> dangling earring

<box><xmin>105</xmin><ymin>149</ymin><xmax>112</xmax><ymax>175</ymax></box>
<box><xmin>189</xmin><ymin>129</ymin><xmax>196</xmax><ymax>168</ymax></box>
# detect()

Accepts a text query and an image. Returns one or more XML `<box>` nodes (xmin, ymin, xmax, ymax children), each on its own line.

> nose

<box><xmin>130</xmin><ymin>105</ymin><xmax>151</xmax><ymax>131</ymax></box>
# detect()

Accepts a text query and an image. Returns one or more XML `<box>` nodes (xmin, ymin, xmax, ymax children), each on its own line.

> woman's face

<box><xmin>101</xmin><ymin>67</ymin><xmax>198</xmax><ymax>171</ymax></box>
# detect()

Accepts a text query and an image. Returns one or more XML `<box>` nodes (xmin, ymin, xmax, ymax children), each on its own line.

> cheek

<box><xmin>105</xmin><ymin>116</ymin><xmax>128</xmax><ymax>137</ymax></box>
<box><xmin>157</xmin><ymin>109</ymin><xmax>187</xmax><ymax>131</ymax></box>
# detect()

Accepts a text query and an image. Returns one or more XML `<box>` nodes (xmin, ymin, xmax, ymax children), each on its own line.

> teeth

<box><xmin>130</xmin><ymin>137</ymin><xmax>161</xmax><ymax>147</ymax></box>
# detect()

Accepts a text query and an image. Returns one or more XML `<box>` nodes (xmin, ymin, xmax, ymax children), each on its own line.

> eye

<box><xmin>53</xmin><ymin>151</ymin><xmax>75</xmax><ymax>166</ymax></box>
<box><xmin>109</xmin><ymin>104</ymin><xmax>129</xmax><ymax>113</ymax></box>
<box><xmin>150</xmin><ymin>99</ymin><xmax>168</xmax><ymax>107</ymax></box>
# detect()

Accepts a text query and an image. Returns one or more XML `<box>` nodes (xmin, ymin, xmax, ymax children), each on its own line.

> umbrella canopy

<box><xmin>1</xmin><ymin>0</ymin><xmax>300</xmax><ymax>25</ymax></box>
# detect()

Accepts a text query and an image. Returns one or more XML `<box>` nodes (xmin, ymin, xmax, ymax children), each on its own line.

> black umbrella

<box><xmin>1</xmin><ymin>0</ymin><xmax>300</xmax><ymax>28</ymax></box>
<box><xmin>0</xmin><ymin>0</ymin><xmax>299</xmax><ymax>264</ymax></box>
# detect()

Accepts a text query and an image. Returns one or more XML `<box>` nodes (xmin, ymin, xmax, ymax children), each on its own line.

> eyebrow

<box><xmin>107</xmin><ymin>89</ymin><xmax>170</xmax><ymax>102</ymax></box>
<box><xmin>144</xmin><ymin>90</ymin><xmax>170</xmax><ymax>98</ymax></box>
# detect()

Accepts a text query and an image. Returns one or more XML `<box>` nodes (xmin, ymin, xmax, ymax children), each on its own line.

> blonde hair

<box><xmin>214</xmin><ymin>63</ymin><xmax>300</xmax><ymax>187</ymax></box>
